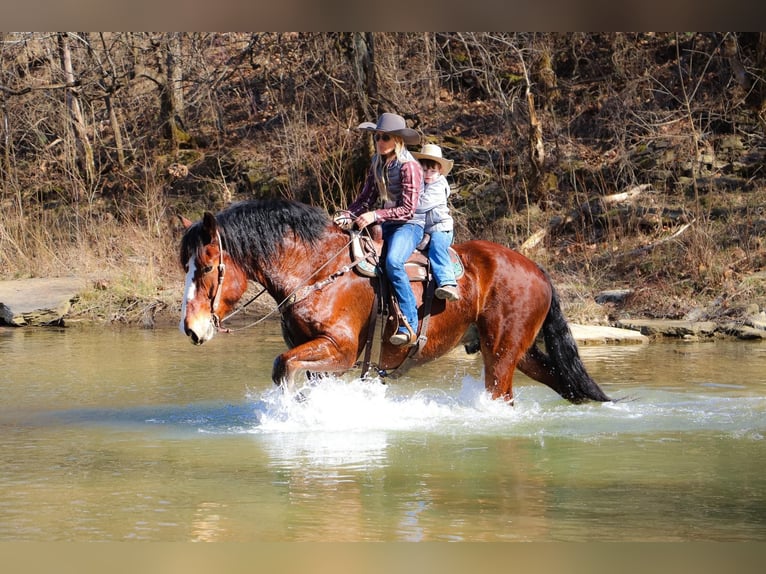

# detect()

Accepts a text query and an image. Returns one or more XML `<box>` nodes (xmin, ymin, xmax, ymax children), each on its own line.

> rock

<box><xmin>569</xmin><ymin>323</ymin><xmax>648</xmax><ymax>345</ymax></box>
<box><xmin>718</xmin><ymin>322</ymin><xmax>766</xmax><ymax>340</ymax></box>
<box><xmin>744</xmin><ymin>303</ymin><xmax>761</xmax><ymax>316</ymax></box>
<box><xmin>615</xmin><ymin>318</ymin><xmax>718</xmax><ymax>338</ymax></box>
<box><xmin>594</xmin><ymin>289</ymin><xmax>633</xmax><ymax>305</ymax></box>
<box><xmin>683</xmin><ymin>307</ymin><xmax>707</xmax><ymax>322</ymax></box>
<box><xmin>745</xmin><ymin>313</ymin><xmax>766</xmax><ymax>331</ymax></box>
<box><xmin>0</xmin><ymin>277</ymin><xmax>86</xmax><ymax>327</ymax></box>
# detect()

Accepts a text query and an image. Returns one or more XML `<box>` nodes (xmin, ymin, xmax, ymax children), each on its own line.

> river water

<box><xmin>1</xmin><ymin>321</ymin><xmax>765</xmax><ymax>541</ymax></box>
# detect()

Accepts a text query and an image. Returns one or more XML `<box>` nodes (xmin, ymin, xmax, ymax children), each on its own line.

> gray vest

<box><xmin>378</xmin><ymin>151</ymin><xmax>425</xmax><ymax>225</ymax></box>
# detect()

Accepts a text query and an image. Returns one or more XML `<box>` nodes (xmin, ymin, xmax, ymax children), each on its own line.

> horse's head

<box><xmin>179</xmin><ymin>211</ymin><xmax>248</xmax><ymax>345</ymax></box>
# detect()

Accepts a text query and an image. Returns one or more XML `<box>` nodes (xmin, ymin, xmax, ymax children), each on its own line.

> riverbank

<box><xmin>3</xmin><ymin>274</ymin><xmax>765</xmax><ymax>343</ymax></box>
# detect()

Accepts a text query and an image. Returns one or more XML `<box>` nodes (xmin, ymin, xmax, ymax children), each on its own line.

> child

<box><xmin>413</xmin><ymin>143</ymin><xmax>460</xmax><ymax>301</ymax></box>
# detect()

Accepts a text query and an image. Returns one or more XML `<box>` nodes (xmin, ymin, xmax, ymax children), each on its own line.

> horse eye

<box><xmin>202</xmin><ymin>265</ymin><xmax>214</xmax><ymax>274</ymax></box>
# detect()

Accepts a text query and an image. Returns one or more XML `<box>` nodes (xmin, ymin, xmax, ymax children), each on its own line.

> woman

<box><xmin>334</xmin><ymin>113</ymin><xmax>424</xmax><ymax>347</ymax></box>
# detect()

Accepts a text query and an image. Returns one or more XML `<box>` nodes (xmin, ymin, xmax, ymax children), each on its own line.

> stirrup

<box><xmin>390</xmin><ymin>330</ymin><xmax>417</xmax><ymax>347</ymax></box>
<box><xmin>389</xmin><ymin>319</ymin><xmax>417</xmax><ymax>347</ymax></box>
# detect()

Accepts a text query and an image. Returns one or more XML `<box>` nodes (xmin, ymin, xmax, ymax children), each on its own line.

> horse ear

<box><xmin>178</xmin><ymin>215</ymin><xmax>193</xmax><ymax>229</ymax></box>
<box><xmin>202</xmin><ymin>212</ymin><xmax>218</xmax><ymax>239</ymax></box>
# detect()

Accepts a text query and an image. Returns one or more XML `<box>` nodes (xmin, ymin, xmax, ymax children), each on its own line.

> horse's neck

<box><xmin>253</xmin><ymin>234</ymin><xmax>350</xmax><ymax>303</ymax></box>
<box><xmin>249</xmin><ymin>262</ymin><xmax>294</xmax><ymax>303</ymax></box>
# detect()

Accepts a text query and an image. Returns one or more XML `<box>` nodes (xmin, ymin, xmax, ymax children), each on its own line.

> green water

<box><xmin>1</xmin><ymin>323</ymin><xmax>764</xmax><ymax>541</ymax></box>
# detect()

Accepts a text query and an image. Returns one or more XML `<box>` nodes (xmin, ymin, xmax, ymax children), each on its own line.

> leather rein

<box><xmin>209</xmin><ymin>230</ymin><xmax>373</xmax><ymax>334</ymax></box>
<box><xmin>208</xmin><ymin>226</ymin><xmax>423</xmax><ymax>380</ymax></box>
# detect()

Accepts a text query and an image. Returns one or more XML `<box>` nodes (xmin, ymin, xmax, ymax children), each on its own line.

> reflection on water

<box><xmin>0</xmin><ymin>323</ymin><xmax>765</xmax><ymax>541</ymax></box>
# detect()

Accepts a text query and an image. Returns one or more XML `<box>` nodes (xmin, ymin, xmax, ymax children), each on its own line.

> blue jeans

<box><xmin>427</xmin><ymin>229</ymin><xmax>456</xmax><ymax>287</ymax></box>
<box><xmin>382</xmin><ymin>222</ymin><xmax>424</xmax><ymax>331</ymax></box>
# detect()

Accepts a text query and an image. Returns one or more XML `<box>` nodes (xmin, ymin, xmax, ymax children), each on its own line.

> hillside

<box><xmin>1</xmin><ymin>32</ymin><xmax>765</xmax><ymax>327</ymax></box>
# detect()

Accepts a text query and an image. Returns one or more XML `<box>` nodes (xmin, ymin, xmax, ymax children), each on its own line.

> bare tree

<box><xmin>340</xmin><ymin>32</ymin><xmax>377</xmax><ymax>123</ymax></box>
<box><xmin>84</xmin><ymin>32</ymin><xmax>130</xmax><ymax>169</ymax></box>
<box><xmin>134</xmin><ymin>32</ymin><xmax>189</xmax><ymax>151</ymax></box>
<box><xmin>57</xmin><ymin>32</ymin><xmax>95</xmax><ymax>195</ymax></box>
<box><xmin>0</xmin><ymin>31</ymin><xmax>11</xmax><ymax>188</ymax></box>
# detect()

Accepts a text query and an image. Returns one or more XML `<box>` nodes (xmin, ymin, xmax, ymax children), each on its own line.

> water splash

<box><xmin>47</xmin><ymin>373</ymin><xmax>766</xmax><ymax>446</ymax></box>
<box><xmin>248</xmin><ymin>376</ymin><xmax>518</xmax><ymax>434</ymax></box>
<box><xmin>237</xmin><ymin>374</ymin><xmax>766</xmax><ymax>440</ymax></box>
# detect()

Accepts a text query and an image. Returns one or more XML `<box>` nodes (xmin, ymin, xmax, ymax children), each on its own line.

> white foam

<box><xmin>247</xmin><ymin>375</ymin><xmax>524</xmax><ymax>434</ymax></box>
<box><xmin>238</xmin><ymin>374</ymin><xmax>766</xmax><ymax>441</ymax></box>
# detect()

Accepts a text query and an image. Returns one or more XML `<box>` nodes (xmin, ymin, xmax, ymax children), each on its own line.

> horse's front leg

<box><xmin>271</xmin><ymin>335</ymin><xmax>358</xmax><ymax>395</ymax></box>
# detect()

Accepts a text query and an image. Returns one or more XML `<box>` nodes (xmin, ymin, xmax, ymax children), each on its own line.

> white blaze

<box><xmin>179</xmin><ymin>256</ymin><xmax>197</xmax><ymax>334</ymax></box>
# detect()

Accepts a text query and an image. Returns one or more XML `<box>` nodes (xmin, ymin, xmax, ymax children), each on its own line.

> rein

<box><xmin>210</xmin><ymin>228</ymin><xmax>271</xmax><ymax>333</ymax></box>
<box><xmin>215</xmin><ymin>287</ymin><xmax>269</xmax><ymax>333</ymax></box>
<box><xmin>214</xmin><ymin>231</ymin><xmax>372</xmax><ymax>333</ymax></box>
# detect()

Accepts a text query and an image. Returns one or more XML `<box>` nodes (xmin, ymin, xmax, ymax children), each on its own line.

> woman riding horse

<box><xmin>179</xmin><ymin>199</ymin><xmax>610</xmax><ymax>405</ymax></box>
<box><xmin>334</xmin><ymin>112</ymin><xmax>425</xmax><ymax>347</ymax></box>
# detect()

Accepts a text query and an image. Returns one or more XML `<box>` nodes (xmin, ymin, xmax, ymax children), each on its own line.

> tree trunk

<box><xmin>343</xmin><ymin>32</ymin><xmax>377</xmax><ymax>123</ymax></box>
<box><xmin>134</xmin><ymin>34</ymin><xmax>189</xmax><ymax>151</ymax></box>
<box><xmin>0</xmin><ymin>32</ymin><xmax>10</xmax><ymax>188</ymax></box>
<box><xmin>757</xmin><ymin>33</ymin><xmax>766</xmax><ymax>130</ymax></box>
<box><xmin>723</xmin><ymin>34</ymin><xmax>750</xmax><ymax>92</ymax></box>
<box><xmin>91</xmin><ymin>32</ymin><xmax>127</xmax><ymax>170</ymax></box>
<box><xmin>527</xmin><ymin>79</ymin><xmax>547</xmax><ymax>206</ymax></box>
<box><xmin>1</xmin><ymin>93</ymin><xmax>9</xmax><ymax>187</ymax></box>
<box><xmin>57</xmin><ymin>32</ymin><xmax>95</xmax><ymax>196</ymax></box>
<box><xmin>162</xmin><ymin>33</ymin><xmax>187</xmax><ymax>150</ymax></box>
<box><xmin>106</xmin><ymin>96</ymin><xmax>126</xmax><ymax>169</ymax></box>
<box><xmin>527</xmin><ymin>90</ymin><xmax>544</xmax><ymax>174</ymax></box>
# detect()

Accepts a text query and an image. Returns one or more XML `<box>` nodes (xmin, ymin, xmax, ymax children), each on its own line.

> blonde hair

<box><xmin>371</xmin><ymin>136</ymin><xmax>412</xmax><ymax>202</ymax></box>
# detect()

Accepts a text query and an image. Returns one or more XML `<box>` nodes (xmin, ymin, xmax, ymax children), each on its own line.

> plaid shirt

<box><xmin>348</xmin><ymin>151</ymin><xmax>424</xmax><ymax>225</ymax></box>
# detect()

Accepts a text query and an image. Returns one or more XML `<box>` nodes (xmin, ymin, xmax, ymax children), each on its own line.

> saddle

<box><xmin>349</xmin><ymin>227</ymin><xmax>465</xmax><ymax>376</ymax></box>
<box><xmin>350</xmin><ymin>229</ymin><xmax>464</xmax><ymax>282</ymax></box>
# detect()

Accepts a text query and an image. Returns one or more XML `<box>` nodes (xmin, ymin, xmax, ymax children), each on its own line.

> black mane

<box><xmin>179</xmin><ymin>199</ymin><xmax>331</xmax><ymax>268</ymax></box>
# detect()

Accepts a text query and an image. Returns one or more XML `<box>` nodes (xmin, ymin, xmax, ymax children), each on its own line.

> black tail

<box><xmin>540</xmin><ymin>284</ymin><xmax>611</xmax><ymax>403</ymax></box>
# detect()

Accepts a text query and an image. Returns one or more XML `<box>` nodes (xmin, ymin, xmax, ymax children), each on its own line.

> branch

<box><xmin>133</xmin><ymin>64</ymin><xmax>165</xmax><ymax>87</ymax></box>
<box><xmin>1</xmin><ymin>81</ymin><xmax>80</xmax><ymax>96</ymax></box>
<box><xmin>612</xmin><ymin>221</ymin><xmax>694</xmax><ymax>260</ymax></box>
<box><xmin>0</xmin><ymin>85</ymin><xmax>31</xmax><ymax>96</ymax></box>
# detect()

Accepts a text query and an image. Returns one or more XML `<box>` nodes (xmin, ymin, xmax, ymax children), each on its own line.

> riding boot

<box><xmin>390</xmin><ymin>316</ymin><xmax>417</xmax><ymax>346</ymax></box>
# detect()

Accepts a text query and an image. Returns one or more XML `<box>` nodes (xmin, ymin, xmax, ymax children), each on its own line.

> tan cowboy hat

<box><xmin>357</xmin><ymin>112</ymin><xmax>420</xmax><ymax>146</ymax></box>
<box><xmin>412</xmin><ymin>143</ymin><xmax>454</xmax><ymax>176</ymax></box>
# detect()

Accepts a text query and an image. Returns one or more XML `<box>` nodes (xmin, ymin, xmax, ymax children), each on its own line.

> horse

<box><xmin>179</xmin><ymin>198</ymin><xmax>610</xmax><ymax>404</ymax></box>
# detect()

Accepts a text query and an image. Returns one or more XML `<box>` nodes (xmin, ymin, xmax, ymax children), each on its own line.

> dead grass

<box><xmin>529</xmin><ymin>187</ymin><xmax>766</xmax><ymax>323</ymax></box>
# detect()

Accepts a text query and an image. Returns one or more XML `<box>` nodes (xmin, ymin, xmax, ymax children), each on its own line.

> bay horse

<box><xmin>179</xmin><ymin>199</ymin><xmax>610</xmax><ymax>404</ymax></box>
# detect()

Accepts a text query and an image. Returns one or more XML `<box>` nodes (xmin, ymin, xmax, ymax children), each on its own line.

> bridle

<box><xmin>209</xmin><ymin>230</ymin><xmax>226</xmax><ymax>329</ymax></box>
<box><xmin>198</xmin><ymin>227</ymin><xmax>374</xmax><ymax>334</ymax></box>
<box><xmin>197</xmin><ymin>227</ymin><xmax>267</xmax><ymax>333</ymax></box>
